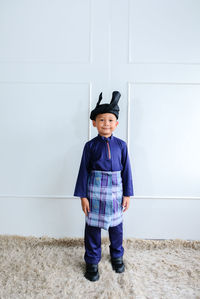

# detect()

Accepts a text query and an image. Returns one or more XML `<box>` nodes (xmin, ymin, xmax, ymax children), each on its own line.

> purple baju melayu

<box><xmin>74</xmin><ymin>133</ymin><xmax>134</xmax><ymax>264</ymax></box>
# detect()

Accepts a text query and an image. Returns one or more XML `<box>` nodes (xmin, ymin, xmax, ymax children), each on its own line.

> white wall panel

<box><xmin>0</xmin><ymin>0</ymin><xmax>91</xmax><ymax>63</ymax></box>
<box><xmin>0</xmin><ymin>197</ymin><xmax>85</xmax><ymax>237</ymax></box>
<box><xmin>130</xmin><ymin>0</ymin><xmax>200</xmax><ymax>63</ymax></box>
<box><xmin>124</xmin><ymin>198</ymin><xmax>200</xmax><ymax>239</ymax></box>
<box><xmin>129</xmin><ymin>83</ymin><xmax>200</xmax><ymax>197</ymax></box>
<box><xmin>0</xmin><ymin>83</ymin><xmax>89</xmax><ymax>196</ymax></box>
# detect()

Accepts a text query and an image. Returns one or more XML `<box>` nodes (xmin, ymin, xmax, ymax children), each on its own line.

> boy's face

<box><xmin>92</xmin><ymin>113</ymin><xmax>118</xmax><ymax>137</ymax></box>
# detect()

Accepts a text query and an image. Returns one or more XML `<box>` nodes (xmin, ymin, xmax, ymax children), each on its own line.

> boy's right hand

<box><xmin>81</xmin><ymin>197</ymin><xmax>90</xmax><ymax>216</ymax></box>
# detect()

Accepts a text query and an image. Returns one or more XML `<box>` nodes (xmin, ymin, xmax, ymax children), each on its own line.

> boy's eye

<box><xmin>109</xmin><ymin>120</ymin><xmax>113</xmax><ymax>122</ymax></box>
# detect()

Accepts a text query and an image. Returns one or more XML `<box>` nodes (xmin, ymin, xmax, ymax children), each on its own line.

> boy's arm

<box><xmin>74</xmin><ymin>143</ymin><xmax>90</xmax><ymax>198</ymax></box>
<box><xmin>122</xmin><ymin>196</ymin><xmax>130</xmax><ymax>212</ymax></box>
<box><xmin>121</xmin><ymin>143</ymin><xmax>134</xmax><ymax>197</ymax></box>
<box><xmin>81</xmin><ymin>197</ymin><xmax>90</xmax><ymax>216</ymax></box>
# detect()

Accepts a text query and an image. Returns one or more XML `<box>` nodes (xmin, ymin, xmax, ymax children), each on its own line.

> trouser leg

<box><xmin>108</xmin><ymin>222</ymin><xmax>124</xmax><ymax>258</ymax></box>
<box><xmin>84</xmin><ymin>223</ymin><xmax>101</xmax><ymax>264</ymax></box>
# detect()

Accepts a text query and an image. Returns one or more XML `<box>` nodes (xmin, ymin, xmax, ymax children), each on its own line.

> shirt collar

<box><xmin>97</xmin><ymin>134</ymin><xmax>113</xmax><ymax>141</ymax></box>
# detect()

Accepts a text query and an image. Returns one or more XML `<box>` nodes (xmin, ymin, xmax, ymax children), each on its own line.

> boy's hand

<box><xmin>122</xmin><ymin>196</ymin><xmax>130</xmax><ymax>212</ymax></box>
<box><xmin>81</xmin><ymin>197</ymin><xmax>90</xmax><ymax>216</ymax></box>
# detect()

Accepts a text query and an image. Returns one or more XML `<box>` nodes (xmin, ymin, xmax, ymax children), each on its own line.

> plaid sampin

<box><xmin>86</xmin><ymin>170</ymin><xmax>123</xmax><ymax>230</ymax></box>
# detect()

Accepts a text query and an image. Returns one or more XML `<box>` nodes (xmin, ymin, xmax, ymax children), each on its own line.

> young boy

<box><xmin>74</xmin><ymin>91</ymin><xmax>133</xmax><ymax>282</ymax></box>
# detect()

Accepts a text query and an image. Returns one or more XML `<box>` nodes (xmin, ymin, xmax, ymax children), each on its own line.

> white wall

<box><xmin>0</xmin><ymin>0</ymin><xmax>200</xmax><ymax>239</ymax></box>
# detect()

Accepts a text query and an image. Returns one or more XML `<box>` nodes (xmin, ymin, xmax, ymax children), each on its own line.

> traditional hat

<box><xmin>90</xmin><ymin>91</ymin><xmax>121</xmax><ymax>120</ymax></box>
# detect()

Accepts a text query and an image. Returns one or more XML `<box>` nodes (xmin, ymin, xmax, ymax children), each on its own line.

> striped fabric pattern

<box><xmin>86</xmin><ymin>170</ymin><xmax>123</xmax><ymax>230</ymax></box>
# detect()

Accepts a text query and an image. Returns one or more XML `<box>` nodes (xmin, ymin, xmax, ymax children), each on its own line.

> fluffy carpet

<box><xmin>0</xmin><ymin>236</ymin><xmax>200</xmax><ymax>299</ymax></box>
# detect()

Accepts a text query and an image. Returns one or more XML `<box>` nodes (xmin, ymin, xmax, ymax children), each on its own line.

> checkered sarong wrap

<box><xmin>86</xmin><ymin>170</ymin><xmax>123</xmax><ymax>230</ymax></box>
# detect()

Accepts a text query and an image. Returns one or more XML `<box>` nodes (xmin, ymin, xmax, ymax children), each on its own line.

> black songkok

<box><xmin>90</xmin><ymin>91</ymin><xmax>121</xmax><ymax>120</ymax></box>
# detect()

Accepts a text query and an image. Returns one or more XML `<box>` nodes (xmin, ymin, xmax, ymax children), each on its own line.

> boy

<box><xmin>74</xmin><ymin>91</ymin><xmax>133</xmax><ymax>282</ymax></box>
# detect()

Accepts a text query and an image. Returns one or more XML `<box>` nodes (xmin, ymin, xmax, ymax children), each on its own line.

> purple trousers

<box><xmin>84</xmin><ymin>222</ymin><xmax>124</xmax><ymax>264</ymax></box>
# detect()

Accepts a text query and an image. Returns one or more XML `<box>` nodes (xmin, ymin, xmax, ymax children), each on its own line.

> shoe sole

<box><xmin>114</xmin><ymin>267</ymin><xmax>125</xmax><ymax>273</ymax></box>
<box><xmin>84</xmin><ymin>273</ymin><xmax>100</xmax><ymax>282</ymax></box>
<box><xmin>112</xmin><ymin>264</ymin><xmax>125</xmax><ymax>273</ymax></box>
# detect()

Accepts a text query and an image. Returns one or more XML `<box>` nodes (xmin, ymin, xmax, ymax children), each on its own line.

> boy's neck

<box><xmin>98</xmin><ymin>133</ymin><xmax>113</xmax><ymax>138</ymax></box>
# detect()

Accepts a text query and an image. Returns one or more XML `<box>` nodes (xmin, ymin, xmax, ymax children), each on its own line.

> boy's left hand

<box><xmin>122</xmin><ymin>196</ymin><xmax>130</xmax><ymax>212</ymax></box>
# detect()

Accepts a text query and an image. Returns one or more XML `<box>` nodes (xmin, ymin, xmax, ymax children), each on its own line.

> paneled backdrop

<box><xmin>0</xmin><ymin>0</ymin><xmax>200</xmax><ymax>239</ymax></box>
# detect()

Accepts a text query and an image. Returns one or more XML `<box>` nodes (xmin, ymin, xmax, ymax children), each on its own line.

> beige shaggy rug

<box><xmin>0</xmin><ymin>236</ymin><xmax>200</xmax><ymax>299</ymax></box>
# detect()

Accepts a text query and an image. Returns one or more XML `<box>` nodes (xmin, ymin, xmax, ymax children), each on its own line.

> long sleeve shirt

<box><xmin>74</xmin><ymin>134</ymin><xmax>134</xmax><ymax>198</ymax></box>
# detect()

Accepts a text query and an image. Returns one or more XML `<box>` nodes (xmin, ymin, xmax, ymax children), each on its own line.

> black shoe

<box><xmin>111</xmin><ymin>257</ymin><xmax>125</xmax><ymax>273</ymax></box>
<box><xmin>84</xmin><ymin>263</ymin><xmax>99</xmax><ymax>282</ymax></box>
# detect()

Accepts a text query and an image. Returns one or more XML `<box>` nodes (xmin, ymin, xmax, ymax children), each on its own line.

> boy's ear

<box><xmin>92</xmin><ymin>120</ymin><xmax>96</xmax><ymax>127</ymax></box>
